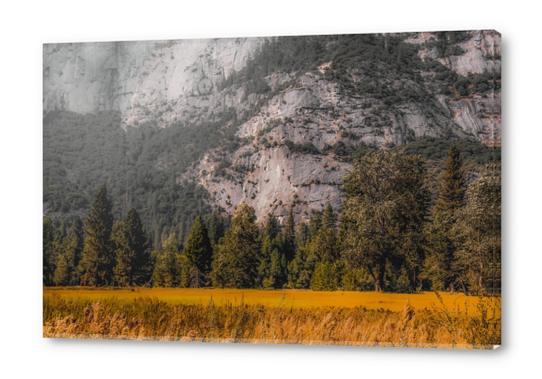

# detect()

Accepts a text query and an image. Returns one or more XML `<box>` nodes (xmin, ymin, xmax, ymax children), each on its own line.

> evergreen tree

<box><xmin>70</xmin><ymin>217</ymin><xmax>84</xmax><ymax>270</ymax></box>
<box><xmin>311</xmin><ymin>226</ymin><xmax>338</xmax><ymax>262</ymax></box>
<box><xmin>309</xmin><ymin>211</ymin><xmax>323</xmax><ymax>240</ymax></box>
<box><xmin>263</xmin><ymin>215</ymin><xmax>280</xmax><ymax>240</ymax></box>
<box><xmin>435</xmin><ymin>145</ymin><xmax>465</xmax><ymax>216</ymax></box>
<box><xmin>79</xmin><ymin>184</ymin><xmax>114</xmax><ymax>286</ymax></box>
<box><xmin>257</xmin><ymin>233</ymin><xmax>286</xmax><ymax>288</ymax></box>
<box><xmin>112</xmin><ymin>208</ymin><xmax>151</xmax><ymax>286</ymax></box>
<box><xmin>210</xmin><ymin>203</ymin><xmax>259</xmax><ymax>288</ymax></box>
<box><xmin>43</xmin><ymin>216</ymin><xmax>55</xmax><ymax>286</ymax></box>
<box><xmin>153</xmin><ymin>233</ymin><xmax>180</xmax><ymax>287</ymax></box>
<box><xmin>283</xmin><ymin>206</ymin><xmax>296</xmax><ymax>261</ymax></box>
<box><xmin>207</xmin><ymin>212</ymin><xmax>226</xmax><ymax>246</ymax></box>
<box><xmin>310</xmin><ymin>261</ymin><xmax>339</xmax><ymax>291</ymax></box>
<box><xmin>182</xmin><ymin>215</ymin><xmax>213</xmax><ymax>287</ymax></box>
<box><xmin>322</xmin><ymin>204</ymin><xmax>337</xmax><ymax>229</ymax></box>
<box><xmin>286</xmin><ymin>223</ymin><xmax>310</xmax><ymax>288</ymax></box>
<box><xmin>424</xmin><ymin>146</ymin><xmax>466</xmax><ymax>291</ymax></box>
<box><xmin>53</xmin><ymin>254</ymin><xmax>70</xmax><ymax>286</ymax></box>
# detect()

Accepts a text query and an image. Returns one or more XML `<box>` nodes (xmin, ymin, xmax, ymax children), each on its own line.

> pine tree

<box><xmin>79</xmin><ymin>184</ymin><xmax>114</xmax><ymax>286</ymax></box>
<box><xmin>43</xmin><ymin>216</ymin><xmax>55</xmax><ymax>286</ymax></box>
<box><xmin>59</xmin><ymin>219</ymin><xmax>84</xmax><ymax>286</ymax></box>
<box><xmin>263</xmin><ymin>215</ymin><xmax>280</xmax><ymax>240</ymax></box>
<box><xmin>53</xmin><ymin>254</ymin><xmax>70</xmax><ymax>286</ymax></box>
<box><xmin>70</xmin><ymin>217</ymin><xmax>84</xmax><ymax>270</ymax></box>
<box><xmin>207</xmin><ymin>212</ymin><xmax>226</xmax><ymax>246</ymax></box>
<box><xmin>283</xmin><ymin>206</ymin><xmax>296</xmax><ymax>261</ymax></box>
<box><xmin>112</xmin><ymin>208</ymin><xmax>151</xmax><ymax>286</ymax></box>
<box><xmin>322</xmin><ymin>204</ymin><xmax>337</xmax><ymax>229</ymax></box>
<box><xmin>310</xmin><ymin>261</ymin><xmax>339</xmax><ymax>291</ymax></box>
<box><xmin>286</xmin><ymin>223</ymin><xmax>312</xmax><ymax>289</ymax></box>
<box><xmin>182</xmin><ymin>215</ymin><xmax>213</xmax><ymax>287</ymax></box>
<box><xmin>153</xmin><ymin>233</ymin><xmax>180</xmax><ymax>287</ymax></box>
<box><xmin>435</xmin><ymin>145</ymin><xmax>465</xmax><ymax>216</ymax></box>
<box><xmin>425</xmin><ymin>146</ymin><xmax>466</xmax><ymax>291</ymax></box>
<box><xmin>258</xmin><ymin>233</ymin><xmax>286</xmax><ymax>288</ymax></box>
<box><xmin>311</xmin><ymin>226</ymin><xmax>338</xmax><ymax>262</ymax></box>
<box><xmin>209</xmin><ymin>203</ymin><xmax>259</xmax><ymax>288</ymax></box>
<box><xmin>257</xmin><ymin>235</ymin><xmax>273</xmax><ymax>287</ymax></box>
<box><xmin>309</xmin><ymin>211</ymin><xmax>323</xmax><ymax>240</ymax></box>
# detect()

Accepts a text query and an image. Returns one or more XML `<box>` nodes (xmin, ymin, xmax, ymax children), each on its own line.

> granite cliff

<box><xmin>43</xmin><ymin>30</ymin><xmax>501</xmax><ymax>228</ymax></box>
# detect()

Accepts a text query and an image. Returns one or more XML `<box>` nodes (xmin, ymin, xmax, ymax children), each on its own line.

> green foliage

<box><xmin>435</xmin><ymin>146</ymin><xmax>465</xmax><ymax>216</ymax></box>
<box><xmin>310</xmin><ymin>261</ymin><xmax>339</xmax><ymax>291</ymax></box>
<box><xmin>43</xmin><ymin>110</ymin><xmax>227</xmax><ymax>246</ymax></box>
<box><xmin>182</xmin><ymin>216</ymin><xmax>213</xmax><ymax>281</ymax></box>
<box><xmin>283</xmin><ymin>140</ymin><xmax>321</xmax><ymax>155</ymax></box>
<box><xmin>53</xmin><ymin>255</ymin><xmax>70</xmax><ymax>286</ymax></box>
<box><xmin>206</xmin><ymin>212</ymin><xmax>229</xmax><ymax>246</ymax></box>
<box><xmin>262</xmin><ymin>215</ymin><xmax>281</xmax><ymax>241</ymax></box>
<box><xmin>330</xmin><ymin>141</ymin><xmax>377</xmax><ymax>162</ymax></box>
<box><xmin>210</xmin><ymin>203</ymin><xmax>260</xmax><ymax>288</ymax></box>
<box><xmin>79</xmin><ymin>184</ymin><xmax>114</xmax><ymax>286</ymax></box>
<box><xmin>322</xmin><ymin>204</ymin><xmax>337</xmax><ymax>229</ymax></box>
<box><xmin>283</xmin><ymin>207</ymin><xmax>296</xmax><ymax>262</ymax></box>
<box><xmin>342</xmin><ymin>151</ymin><xmax>429</xmax><ymax>292</ymax></box>
<box><xmin>399</xmin><ymin>136</ymin><xmax>501</xmax><ymax>170</ymax></box>
<box><xmin>454</xmin><ymin>164</ymin><xmax>501</xmax><ymax>294</ymax></box>
<box><xmin>153</xmin><ymin>233</ymin><xmax>180</xmax><ymax>287</ymax></box>
<box><xmin>112</xmin><ymin>208</ymin><xmax>151</xmax><ymax>286</ymax></box>
<box><xmin>424</xmin><ymin>212</ymin><xmax>457</xmax><ymax>291</ymax></box>
<box><xmin>43</xmin><ymin>216</ymin><xmax>55</xmax><ymax>285</ymax></box>
<box><xmin>424</xmin><ymin>31</ymin><xmax>469</xmax><ymax>57</ymax></box>
<box><xmin>308</xmin><ymin>211</ymin><xmax>323</xmax><ymax>240</ymax></box>
<box><xmin>257</xmin><ymin>233</ymin><xmax>287</xmax><ymax>289</ymax></box>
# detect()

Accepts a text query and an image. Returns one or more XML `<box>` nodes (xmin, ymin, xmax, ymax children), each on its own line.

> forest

<box><xmin>43</xmin><ymin>146</ymin><xmax>501</xmax><ymax>295</ymax></box>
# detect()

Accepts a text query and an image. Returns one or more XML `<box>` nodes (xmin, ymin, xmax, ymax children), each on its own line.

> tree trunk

<box><xmin>375</xmin><ymin>266</ymin><xmax>385</xmax><ymax>292</ymax></box>
<box><xmin>375</xmin><ymin>279</ymin><xmax>382</xmax><ymax>292</ymax></box>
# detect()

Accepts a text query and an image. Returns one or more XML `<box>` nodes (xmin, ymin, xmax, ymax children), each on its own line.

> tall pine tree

<box><xmin>435</xmin><ymin>145</ymin><xmax>465</xmax><ymax>216</ymax></box>
<box><xmin>322</xmin><ymin>204</ymin><xmax>337</xmax><ymax>229</ymax></box>
<box><xmin>112</xmin><ymin>208</ymin><xmax>151</xmax><ymax>286</ymax></box>
<box><xmin>283</xmin><ymin>206</ymin><xmax>296</xmax><ymax>262</ymax></box>
<box><xmin>43</xmin><ymin>216</ymin><xmax>55</xmax><ymax>286</ymax></box>
<box><xmin>153</xmin><ymin>233</ymin><xmax>180</xmax><ymax>287</ymax></box>
<box><xmin>79</xmin><ymin>184</ymin><xmax>114</xmax><ymax>286</ymax></box>
<box><xmin>182</xmin><ymin>215</ymin><xmax>213</xmax><ymax>287</ymax></box>
<box><xmin>210</xmin><ymin>203</ymin><xmax>259</xmax><ymax>288</ymax></box>
<box><xmin>425</xmin><ymin>145</ymin><xmax>466</xmax><ymax>291</ymax></box>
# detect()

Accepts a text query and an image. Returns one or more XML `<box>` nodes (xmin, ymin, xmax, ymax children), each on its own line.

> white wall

<box><xmin>0</xmin><ymin>1</ymin><xmax>539</xmax><ymax>378</ymax></box>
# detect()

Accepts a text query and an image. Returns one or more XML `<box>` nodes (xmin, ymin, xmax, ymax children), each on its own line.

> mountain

<box><xmin>43</xmin><ymin>30</ymin><xmax>501</xmax><ymax>245</ymax></box>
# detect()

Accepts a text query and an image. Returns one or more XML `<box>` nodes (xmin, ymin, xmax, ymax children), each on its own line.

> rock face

<box><xmin>43</xmin><ymin>31</ymin><xmax>501</xmax><ymax>224</ymax></box>
<box><xmin>44</xmin><ymin>38</ymin><xmax>263</xmax><ymax>117</ymax></box>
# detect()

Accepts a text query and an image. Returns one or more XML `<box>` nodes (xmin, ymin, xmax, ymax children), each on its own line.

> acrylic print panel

<box><xmin>43</xmin><ymin>30</ymin><xmax>501</xmax><ymax>349</ymax></box>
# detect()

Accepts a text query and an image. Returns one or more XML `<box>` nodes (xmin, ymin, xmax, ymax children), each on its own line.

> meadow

<box><xmin>43</xmin><ymin>288</ymin><xmax>500</xmax><ymax>349</ymax></box>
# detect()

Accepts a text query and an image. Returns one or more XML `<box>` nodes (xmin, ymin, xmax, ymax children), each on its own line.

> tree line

<box><xmin>43</xmin><ymin>147</ymin><xmax>501</xmax><ymax>294</ymax></box>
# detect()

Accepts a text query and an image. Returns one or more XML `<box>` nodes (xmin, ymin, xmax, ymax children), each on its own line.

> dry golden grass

<box><xmin>43</xmin><ymin>290</ymin><xmax>500</xmax><ymax>349</ymax></box>
<box><xmin>43</xmin><ymin>288</ymin><xmax>499</xmax><ymax>316</ymax></box>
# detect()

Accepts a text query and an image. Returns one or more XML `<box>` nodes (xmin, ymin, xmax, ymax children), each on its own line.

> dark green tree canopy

<box><xmin>80</xmin><ymin>184</ymin><xmax>114</xmax><ymax>286</ymax></box>
<box><xmin>182</xmin><ymin>215</ymin><xmax>213</xmax><ymax>274</ymax></box>
<box><xmin>435</xmin><ymin>145</ymin><xmax>465</xmax><ymax>216</ymax></box>
<box><xmin>342</xmin><ymin>151</ymin><xmax>429</xmax><ymax>292</ymax></box>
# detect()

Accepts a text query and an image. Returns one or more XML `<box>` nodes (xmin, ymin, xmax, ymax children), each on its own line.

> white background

<box><xmin>0</xmin><ymin>1</ymin><xmax>539</xmax><ymax>378</ymax></box>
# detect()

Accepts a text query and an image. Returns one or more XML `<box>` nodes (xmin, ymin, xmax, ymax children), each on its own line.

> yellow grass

<box><xmin>43</xmin><ymin>287</ymin><xmax>499</xmax><ymax>316</ymax></box>
<box><xmin>43</xmin><ymin>288</ymin><xmax>500</xmax><ymax>348</ymax></box>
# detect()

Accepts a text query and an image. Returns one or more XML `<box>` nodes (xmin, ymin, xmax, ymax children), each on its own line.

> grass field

<box><xmin>43</xmin><ymin>288</ymin><xmax>501</xmax><ymax>348</ymax></box>
<box><xmin>43</xmin><ymin>287</ymin><xmax>500</xmax><ymax>316</ymax></box>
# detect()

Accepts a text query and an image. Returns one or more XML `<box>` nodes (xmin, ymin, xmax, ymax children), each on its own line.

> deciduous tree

<box><xmin>341</xmin><ymin>152</ymin><xmax>429</xmax><ymax>292</ymax></box>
